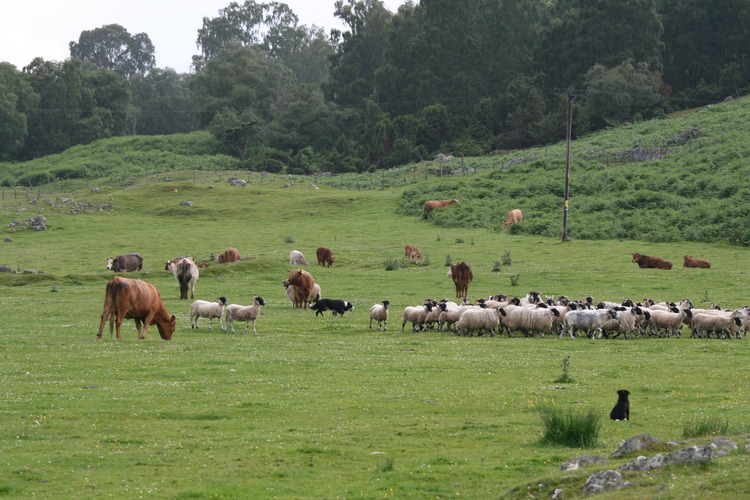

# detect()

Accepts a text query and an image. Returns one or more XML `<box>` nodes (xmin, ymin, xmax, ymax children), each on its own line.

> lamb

<box><xmin>224</xmin><ymin>296</ymin><xmax>266</xmax><ymax>334</ymax></box>
<box><xmin>289</xmin><ymin>250</ymin><xmax>309</xmax><ymax>266</ymax></box>
<box><xmin>561</xmin><ymin>309</ymin><xmax>619</xmax><ymax>339</ymax></box>
<box><xmin>401</xmin><ymin>302</ymin><xmax>435</xmax><ymax>332</ymax></box>
<box><xmin>454</xmin><ymin>307</ymin><xmax>500</xmax><ymax>336</ymax></box>
<box><xmin>189</xmin><ymin>296</ymin><xmax>228</xmax><ymax>332</ymax></box>
<box><xmin>369</xmin><ymin>300</ymin><xmax>390</xmax><ymax>330</ymax></box>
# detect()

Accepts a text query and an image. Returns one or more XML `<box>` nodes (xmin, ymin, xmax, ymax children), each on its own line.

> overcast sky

<box><xmin>0</xmin><ymin>0</ymin><xmax>407</xmax><ymax>74</ymax></box>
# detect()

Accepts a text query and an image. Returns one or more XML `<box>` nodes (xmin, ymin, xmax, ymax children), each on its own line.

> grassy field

<box><xmin>2</xmin><ymin>173</ymin><xmax>750</xmax><ymax>499</ymax></box>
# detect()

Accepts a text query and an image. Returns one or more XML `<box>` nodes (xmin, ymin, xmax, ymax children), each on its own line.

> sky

<box><xmin>0</xmin><ymin>0</ymin><xmax>407</xmax><ymax>74</ymax></box>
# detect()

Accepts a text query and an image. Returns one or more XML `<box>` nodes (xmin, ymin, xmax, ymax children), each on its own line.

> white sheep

<box><xmin>437</xmin><ymin>303</ymin><xmax>474</xmax><ymax>332</ymax></box>
<box><xmin>289</xmin><ymin>250</ymin><xmax>309</xmax><ymax>266</ymax></box>
<box><xmin>690</xmin><ymin>311</ymin><xmax>743</xmax><ymax>339</ymax></box>
<box><xmin>190</xmin><ymin>296</ymin><xmax>228</xmax><ymax>332</ymax></box>
<box><xmin>600</xmin><ymin>307</ymin><xmax>638</xmax><ymax>339</ymax></box>
<box><xmin>498</xmin><ymin>304</ymin><xmax>558</xmax><ymax>338</ymax></box>
<box><xmin>644</xmin><ymin>306</ymin><xmax>692</xmax><ymax>337</ymax></box>
<box><xmin>225</xmin><ymin>296</ymin><xmax>266</xmax><ymax>334</ymax></box>
<box><xmin>454</xmin><ymin>307</ymin><xmax>500</xmax><ymax>336</ymax></box>
<box><xmin>401</xmin><ymin>302</ymin><xmax>435</xmax><ymax>332</ymax></box>
<box><xmin>561</xmin><ymin>309</ymin><xmax>619</xmax><ymax>339</ymax></box>
<box><xmin>369</xmin><ymin>300</ymin><xmax>390</xmax><ymax>330</ymax></box>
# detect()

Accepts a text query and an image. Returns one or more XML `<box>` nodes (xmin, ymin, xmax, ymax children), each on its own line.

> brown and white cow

<box><xmin>683</xmin><ymin>255</ymin><xmax>711</xmax><ymax>268</ymax></box>
<box><xmin>106</xmin><ymin>253</ymin><xmax>143</xmax><ymax>272</ymax></box>
<box><xmin>316</xmin><ymin>246</ymin><xmax>335</xmax><ymax>267</ymax></box>
<box><xmin>216</xmin><ymin>247</ymin><xmax>241</xmax><ymax>263</ymax></box>
<box><xmin>632</xmin><ymin>253</ymin><xmax>673</xmax><ymax>270</ymax></box>
<box><xmin>166</xmin><ymin>256</ymin><xmax>199</xmax><ymax>299</ymax></box>
<box><xmin>449</xmin><ymin>261</ymin><xmax>473</xmax><ymax>298</ymax></box>
<box><xmin>282</xmin><ymin>269</ymin><xmax>315</xmax><ymax>309</ymax></box>
<box><xmin>503</xmin><ymin>209</ymin><xmax>523</xmax><ymax>226</ymax></box>
<box><xmin>96</xmin><ymin>276</ymin><xmax>176</xmax><ymax>340</ymax></box>
<box><xmin>423</xmin><ymin>199</ymin><xmax>459</xmax><ymax>213</ymax></box>
<box><xmin>404</xmin><ymin>244</ymin><xmax>422</xmax><ymax>260</ymax></box>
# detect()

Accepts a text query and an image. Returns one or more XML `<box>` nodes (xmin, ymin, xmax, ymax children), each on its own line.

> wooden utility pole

<box><xmin>562</xmin><ymin>93</ymin><xmax>574</xmax><ymax>242</ymax></box>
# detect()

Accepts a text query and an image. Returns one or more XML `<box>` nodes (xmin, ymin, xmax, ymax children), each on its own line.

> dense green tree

<box><xmin>130</xmin><ymin>69</ymin><xmax>199</xmax><ymax>135</ymax></box>
<box><xmin>69</xmin><ymin>24</ymin><xmax>155</xmax><ymax>78</ymax></box>
<box><xmin>189</xmin><ymin>44</ymin><xmax>293</xmax><ymax>127</ymax></box>
<box><xmin>583</xmin><ymin>60</ymin><xmax>663</xmax><ymax>127</ymax></box>
<box><xmin>659</xmin><ymin>0</ymin><xmax>750</xmax><ymax>97</ymax></box>
<box><xmin>20</xmin><ymin>58</ymin><xmax>132</xmax><ymax>159</ymax></box>
<box><xmin>536</xmin><ymin>0</ymin><xmax>663</xmax><ymax>88</ymax></box>
<box><xmin>323</xmin><ymin>0</ymin><xmax>392</xmax><ymax>105</ymax></box>
<box><xmin>0</xmin><ymin>63</ymin><xmax>39</xmax><ymax>160</ymax></box>
<box><xmin>267</xmin><ymin>83</ymin><xmax>348</xmax><ymax>153</ymax></box>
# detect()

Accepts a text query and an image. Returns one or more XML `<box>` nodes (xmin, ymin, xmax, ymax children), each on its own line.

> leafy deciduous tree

<box><xmin>69</xmin><ymin>24</ymin><xmax>155</xmax><ymax>78</ymax></box>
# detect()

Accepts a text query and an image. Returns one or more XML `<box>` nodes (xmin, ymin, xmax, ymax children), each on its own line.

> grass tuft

<box><xmin>538</xmin><ymin>406</ymin><xmax>601</xmax><ymax>448</ymax></box>
<box><xmin>682</xmin><ymin>418</ymin><xmax>730</xmax><ymax>438</ymax></box>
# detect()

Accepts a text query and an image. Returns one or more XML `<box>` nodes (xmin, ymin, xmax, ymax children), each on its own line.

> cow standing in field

<box><xmin>683</xmin><ymin>255</ymin><xmax>711</xmax><ymax>268</ymax></box>
<box><xmin>96</xmin><ymin>276</ymin><xmax>176</xmax><ymax>340</ymax></box>
<box><xmin>503</xmin><ymin>209</ymin><xmax>523</xmax><ymax>226</ymax></box>
<box><xmin>423</xmin><ymin>199</ymin><xmax>459</xmax><ymax>213</ymax></box>
<box><xmin>216</xmin><ymin>247</ymin><xmax>241</xmax><ymax>263</ymax></box>
<box><xmin>449</xmin><ymin>261</ymin><xmax>473</xmax><ymax>298</ymax></box>
<box><xmin>282</xmin><ymin>269</ymin><xmax>316</xmax><ymax>309</ymax></box>
<box><xmin>404</xmin><ymin>244</ymin><xmax>422</xmax><ymax>260</ymax></box>
<box><xmin>106</xmin><ymin>253</ymin><xmax>143</xmax><ymax>272</ymax></box>
<box><xmin>166</xmin><ymin>256</ymin><xmax>199</xmax><ymax>299</ymax></box>
<box><xmin>316</xmin><ymin>246</ymin><xmax>335</xmax><ymax>267</ymax></box>
<box><xmin>631</xmin><ymin>253</ymin><xmax>672</xmax><ymax>270</ymax></box>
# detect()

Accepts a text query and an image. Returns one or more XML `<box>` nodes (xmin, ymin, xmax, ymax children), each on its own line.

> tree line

<box><xmin>1</xmin><ymin>0</ymin><xmax>748</xmax><ymax>174</ymax></box>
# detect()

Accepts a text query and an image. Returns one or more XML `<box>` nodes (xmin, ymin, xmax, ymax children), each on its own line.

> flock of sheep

<box><xmin>393</xmin><ymin>292</ymin><xmax>749</xmax><ymax>340</ymax></box>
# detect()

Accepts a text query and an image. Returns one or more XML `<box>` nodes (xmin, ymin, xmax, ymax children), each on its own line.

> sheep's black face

<box><xmin>256</xmin><ymin>296</ymin><xmax>266</xmax><ymax>306</ymax></box>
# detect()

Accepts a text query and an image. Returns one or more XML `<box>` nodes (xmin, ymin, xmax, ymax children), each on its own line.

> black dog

<box><xmin>609</xmin><ymin>389</ymin><xmax>630</xmax><ymax>421</ymax></box>
<box><xmin>311</xmin><ymin>298</ymin><xmax>354</xmax><ymax>317</ymax></box>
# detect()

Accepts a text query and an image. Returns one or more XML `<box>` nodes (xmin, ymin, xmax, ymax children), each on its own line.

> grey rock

<box><xmin>179</xmin><ymin>201</ymin><xmax>194</xmax><ymax>207</ymax></box>
<box><xmin>610</xmin><ymin>434</ymin><xmax>660</xmax><ymax>458</ymax></box>
<box><xmin>0</xmin><ymin>265</ymin><xmax>17</xmax><ymax>273</ymax></box>
<box><xmin>560</xmin><ymin>455</ymin><xmax>608</xmax><ymax>471</ymax></box>
<box><xmin>551</xmin><ymin>488</ymin><xmax>563</xmax><ymax>500</ymax></box>
<box><xmin>3</xmin><ymin>237</ymin><xmax>12</xmax><ymax>242</ymax></box>
<box><xmin>583</xmin><ymin>470</ymin><xmax>633</xmax><ymax>496</ymax></box>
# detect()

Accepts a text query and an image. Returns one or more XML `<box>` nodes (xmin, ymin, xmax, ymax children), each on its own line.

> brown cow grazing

<box><xmin>216</xmin><ymin>247</ymin><xmax>241</xmax><ymax>263</ymax></box>
<box><xmin>424</xmin><ymin>199</ymin><xmax>459</xmax><ymax>213</ymax></box>
<box><xmin>282</xmin><ymin>269</ymin><xmax>315</xmax><ymax>309</ymax></box>
<box><xmin>503</xmin><ymin>209</ymin><xmax>523</xmax><ymax>226</ymax></box>
<box><xmin>316</xmin><ymin>246</ymin><xmax>335</xmax><ymax>267</ymax></box>
<box><xmin>683</xmin><ymin>255</ymin><xmax>711</xmax><ymax>268</ymax></box>
<box><xmin>449</xmin><ymin>261</ymin><xmax>473</xmax><ymax>298</ymax></box>
<box><xmin>631</xmin><ymin>253</ymin><xmax>673</xmax><ymax>270</ymax></box>
<box><xmin>404</xmin><ymin>244</ymin><xmax>422</xmax><ymax>260</ymax></box>
<box><xmin>96</xmin><ymin>276</ymin><xmax>176</xmax><ymax>340</ymax></box>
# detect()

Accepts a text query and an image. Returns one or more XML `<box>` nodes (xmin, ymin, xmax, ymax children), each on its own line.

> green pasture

<box><xmin>2</xmin><ymin>178</ymin><xmax>750</xmax><ymax>498</ymax></box>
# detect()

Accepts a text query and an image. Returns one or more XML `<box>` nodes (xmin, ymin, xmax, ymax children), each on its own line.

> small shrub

<box><xmin>455</xmin><ymin>237</ymin><xmax>464</xmax><ymax>244</ymax></box>
<box><xmin>284</xmin><ymin>235</ymin><xmax>295</xmax><ymax>244</ymax></box>
<box><xmin>682</xmin><ymin>418</ymin><xmax>730</xmax><ymax>438</ymax></box>
<box><xmin>436</xmin><ymin>234</ymin><xmax>441</xmax><ymax>241</ymax></box>
<box><xmin>502</xmin><ymin>250</ymin><xmax>512</xmax><ymax>266</ymax></box>
<box><xmin>509</xmin><ymin>274</ymin><xmax>520</xmax><ymax>286</ymax></box>
<box><xmin>538</xmin><ymin>407</ymin><xmax>601</xmax><ymax>448</ymax></box>
<box><xmin>492</xmin><ymin>260</ymin><xmax>502</xmax><ymax>272</ymax></box>
<box><xmin>554</xmin><ymin>356</ymin><xmax>573</xmax><ymax>383</ymax></box>
<box><xmin>444</xmin><ymin>254</ymin><xmax>453</xmax><ymax>267</ymax></box>
<box><xmin>384</xmin><ymin>257</ymin><xmax>400</xmax><ymax>271</ymax></box>
<box><xmin>376</xmin><ymin>454</ymin><xmax>394</xmax><ymax>472</ymax></box>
